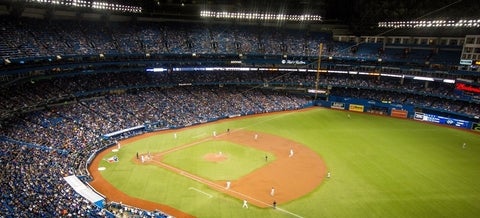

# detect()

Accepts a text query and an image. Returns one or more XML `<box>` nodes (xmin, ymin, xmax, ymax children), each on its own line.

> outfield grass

<box><xmin>98</xmin><ymin>108</ymin><xmax>480</xmax><ymax>218</ymax></box>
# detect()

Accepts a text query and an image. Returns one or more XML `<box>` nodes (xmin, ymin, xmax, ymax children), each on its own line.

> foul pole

<box><xmin>314</xmin><ymin>43</ymin><xmax>323</xmax><ymax>101</ymax></box>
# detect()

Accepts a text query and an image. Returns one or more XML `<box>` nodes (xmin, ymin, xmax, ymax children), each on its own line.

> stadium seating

<box><xmin>0</xmin><ymin>15</ymin><xmax>479</xmax><ymax>217</ymax></box>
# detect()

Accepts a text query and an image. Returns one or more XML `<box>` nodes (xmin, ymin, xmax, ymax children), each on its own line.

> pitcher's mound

<box><xmin>203</xmin><ymin>152</ymin><xmax>228</xmax><ymax>162</ymax></box>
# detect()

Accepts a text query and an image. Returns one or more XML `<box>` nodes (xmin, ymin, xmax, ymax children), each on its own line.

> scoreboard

<box><xmin>414</xmin><ymin>112</ymin><xmax>471</xmax><ymax>129</ymax></box>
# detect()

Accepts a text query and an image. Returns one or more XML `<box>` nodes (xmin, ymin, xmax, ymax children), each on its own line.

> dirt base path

<box><xmin>89</xmin><ymin>109</ymin><xmax>327</xmax><ymax>217</ymax></box>
<box><xmin>88</xmin><ymin>133</ymin><xmax>195</xmax><ymax>218</ymax></box>
<box><xmin>205</xmin><ymin>129</ymin><xmax>326</xmax><ymax>208</ymax></box>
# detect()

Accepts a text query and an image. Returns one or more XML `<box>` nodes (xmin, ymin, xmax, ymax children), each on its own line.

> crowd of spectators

<box><xmin>1</xmin><ymin>15</ymin><xmax>479</xmax><ymax>217</ymax></box>
<box><xmin>0</xmin><ymin>84</ymin><xmax>310</xmax><ymax>217</ymax></box>
<box><xmin>0</xmin><ymin>16</ymin><xmax>463</xmax><ymax>67</ymax></box>
<box><xmin>1</xmin><ymin>73</ymin><xmax>477</xmax><ymax>216</ymax></box>
<box><xmin>0</xmin><ymin>140</ymin><xmax>105</xmax><ymax>217</ymax></box>
<box><xmin>106</xmin><ymin>202</ymin><xmax>169</xmax><ymax>218</ymax></box>
<box><xmin>2</xmin><ymin>73</ymin><xmax>477</xmax><ymax>215</ymax></box>
<box><xmin>1</xmin><ymin>69</ymin><xmax>478</xmax><ymax>119</ymax></box>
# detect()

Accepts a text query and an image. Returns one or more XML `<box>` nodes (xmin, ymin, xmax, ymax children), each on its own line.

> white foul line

<box><xmin>188</xmin><ymin>187</ymin><xmax>212</xmax><ymax>198</ymax></box>
<box><xmin>192</xmin><ymin>132</ymin><xmax>207</xmax><ymax>138</ymax></box>
<box><xmin>154</xmin><ymin>160</ymin><xmax>304</xmax><ymax>218</ymax></box>
<box><xmin>276</xmin><ymin>207</ymin><xmax>304</xmax><ymax>218</ymax></box>
<box><xmin>151</xmin><ymin>111</ymin><xmax>304</xmax><ymax>217</ymax></box>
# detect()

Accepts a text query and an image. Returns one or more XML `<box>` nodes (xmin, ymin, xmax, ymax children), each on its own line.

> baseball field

<box><xmin>89</xmin><ymin>107</ymin><xmax>480</xmax><ymax>218</ymax></box>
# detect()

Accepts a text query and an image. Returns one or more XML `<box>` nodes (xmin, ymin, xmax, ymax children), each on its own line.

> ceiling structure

<box><xmin>0</xmin><ymin>0</ymin><xmax>478</xmax><ymax>35</ymax></box>
<box><xmin>98</xmin><ymin>0</ymin><xmax>480</xmax><ymax>35</ymax></box>
<box><xmin>133</xmin><ymin>0</ymin><xmax>480</xmax><ymax>22</ymax></box>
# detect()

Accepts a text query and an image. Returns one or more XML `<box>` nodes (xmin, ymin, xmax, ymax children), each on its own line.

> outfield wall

<box><xmin>317</xmin><ymin>97</ymin><xmax>479</xmax><ymax>131</ymax></box>
<box><xmin>473</xmin><ymin>123</ymin><xmax>480</xmax><ymax>132</ymax></box>
<box><xmin>319</xmin><ymin>96</ymin><xmax>415</xmax><ymax>117</ymax></box>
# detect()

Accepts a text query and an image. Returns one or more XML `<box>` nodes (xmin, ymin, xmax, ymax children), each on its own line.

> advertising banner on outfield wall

<box><xmin>390</xmin><ymin>109</ymin><xmax>408</xmax><ymax>118</ymax></box>
<box><xmin>331</xmin><ymin>102</ymin><xmax>345</xmax><ymax>109</ymax></box>
<box><xmin>414</xmin><ymin>112</ymin><xmax>471</xmax><ymax>129</ymax></box>
<box><xmin>472</xmin><ymin>123</ymin><xmax>480</xmax><ymax>132</ymax></box>
<box><xmin>348</xmin><ymin>104</ymin><xmax>364</xmax><ymax>112</ymax></box>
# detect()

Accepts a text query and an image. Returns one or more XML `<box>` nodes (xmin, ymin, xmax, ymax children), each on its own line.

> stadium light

<box><xmin>378</xmin><ymin>19</ymin><xmax>480</xmax><ymax>28</ymax></box>
<box><xmin>200</xmin><ymin>10</ymin><xmax>322</xmax><ymax>22</ymax></box>
<box><xmin>443</xmin><ymin>79</ymin><xmax>455</xmax><ymax>84</ymax></box>
<box><xmin>26</xmin><ymin>0</ymin><xmax>142</xmax><ymax>13</ymax></box>
<box><xmin>413</xmin><ymin>76</ymin><xmax>434</xmax><ymax>81</ymax></box>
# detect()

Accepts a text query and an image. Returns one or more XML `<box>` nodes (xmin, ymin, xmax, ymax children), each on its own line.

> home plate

<box><xmin>98</xmin><ymin>167</ymin><xmax>106</xmax><ymax>171</ymax></box>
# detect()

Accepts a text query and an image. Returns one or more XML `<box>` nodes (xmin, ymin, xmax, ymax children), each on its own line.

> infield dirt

<box><xmin>89</xmin><ymin>112</ymin><xmax>327</xmax><ymax>217</ymax></box>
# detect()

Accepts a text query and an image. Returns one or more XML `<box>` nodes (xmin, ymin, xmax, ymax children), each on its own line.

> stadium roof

<box><xmin>0</xmin><ymin>0</ymin><xmax>479</xmax><ymax>35</ymax></box>
<box><xmin>120</xmin><ymin>0</ymin><xmax>480</xmax><ymax>22</ymax></box>
<box><xmin>2</xmin><ymin>0</ymin><xmax>479</xmax><ymax>21</ymax></box>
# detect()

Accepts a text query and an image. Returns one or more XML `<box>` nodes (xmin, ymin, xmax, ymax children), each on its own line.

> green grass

<box><xmin>162</xmin><ymin>140</ymin><xmax>275</xmax><ymax>180</ymax></box>
<box><xmin>97</xmin><ymin>108</ymin><xmax>480</xmax><ymax>218</ymax></box>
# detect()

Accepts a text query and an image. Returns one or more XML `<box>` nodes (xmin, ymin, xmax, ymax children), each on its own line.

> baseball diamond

<box><xmin>2</xmin><ymin>1</ymin><xmax>480</xmax><ymax>217</ymax></box>
<box><xmin>87</xmin><ymin>108</ymin><xmax>480</xmax><ymax>218</ymax></box>
<box><xmin>88</xmin><ymin>110</ymin><xmax>327</xmax><ymax>217</ymax></box>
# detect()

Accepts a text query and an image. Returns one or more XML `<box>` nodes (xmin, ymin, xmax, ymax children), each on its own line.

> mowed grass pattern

<box><xmin>98</xmin><ymin>108</ymin><xmax>480</xmax><ymax>218</ymax></box>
